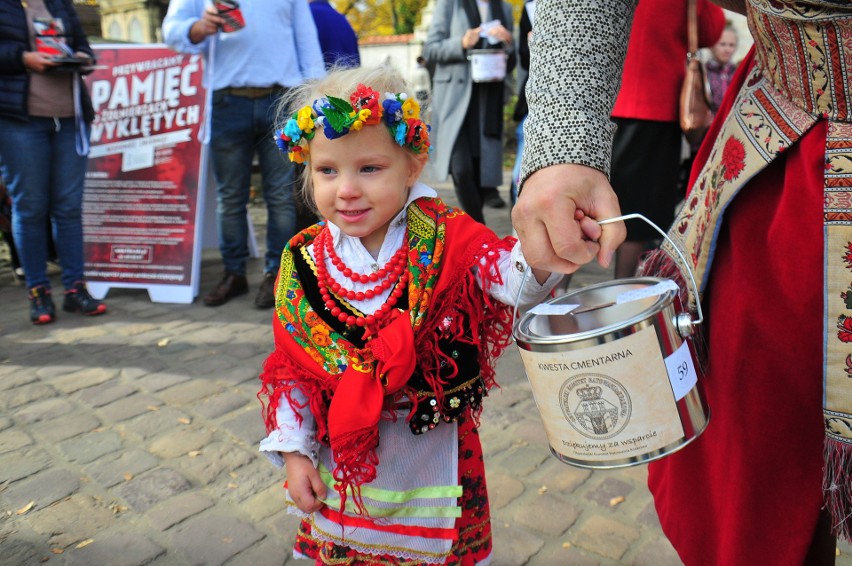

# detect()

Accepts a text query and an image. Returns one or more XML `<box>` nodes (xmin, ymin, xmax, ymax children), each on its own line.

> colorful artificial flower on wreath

<box><xmin>275</xmin><ymin>84</ymin><xmax>430</xmax><ymax>163</ymax></box>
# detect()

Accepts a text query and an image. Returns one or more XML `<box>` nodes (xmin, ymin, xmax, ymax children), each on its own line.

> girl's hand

<box><xmin>283</xmin><ymin>452</ymin><xmax>326</xmax><ymax>513</ymax></box>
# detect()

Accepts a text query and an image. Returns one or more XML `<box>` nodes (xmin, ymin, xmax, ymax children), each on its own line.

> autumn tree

<box><xmin>338</xmin><ymin>0</ymin><xmax>526</xmax><ymax>38</ymax></box>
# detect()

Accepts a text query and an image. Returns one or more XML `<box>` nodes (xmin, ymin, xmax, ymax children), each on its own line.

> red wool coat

<box><xmin>612</xmin><ymin>0</ymin><xmax>725</xmax><ymax>122</ymax></box>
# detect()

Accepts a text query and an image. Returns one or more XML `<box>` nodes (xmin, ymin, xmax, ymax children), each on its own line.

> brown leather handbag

<box><xmin>679</xmin><ymin>0</ymin><xmax>713</xmax><ymax>146</ymax></box>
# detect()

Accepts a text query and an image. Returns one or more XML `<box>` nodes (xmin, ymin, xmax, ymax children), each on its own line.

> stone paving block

<box><xmin>51</xmin><ymin>367</ymin><xmax>119</xmax><ymax>394</ymax></box>
<box><xmin>138</xmin><ymin>371</ymin><xmax>192</xmax><ymax>393</ymax></box>
<box><xmin>527</xmin><ymin>541</ymin><xmax>608</xmax><ymax>566</ymax></box>
<box><xmin>0</xmin><ymin>415</ymin><xmax>11</xmax><ymax>431</ymax></box>
<box><xmin>0</xmin><ymin>531</ymin><xmax>50</xmax><ymax>565</ymax></box>
<box><xmin>114</xmin><ymin>467</ymin><xmax>193</xmax><ymax>512</ymax></box>
<box><xmin>220</xmin><ymin>407</ymin><xmax>267</xmax><ymax>446</ymax></box>
<box><xmin>585</xmin><ymin>476</ymin><xmax>635</xmax><ymax>509</ymax></box>
<box><xmin>28</xmin><ymin>494</ymin><xmax>116</xmax><ymax>548</ymax></box>
<box><xmin>0</xmin><ymin>448</ymin><xmax>51</xmax><ymax>483</ymax></box>
<box><xmin>493</xmin><ymin>443</ymin><xmax>549</xmax><ymax>477</ymax></box>
<box><xmin>159</xmin><ymin>378</ymin><xmax>223</xmax><ymax>406</ymax></box>
<box><xmin>529</xmin><ymin>457</ymin><xmax>593</xmax><ymax>495</ymax></box>
<box><xmin>146</xmin><ymin>492</ymin><xmax>215</xmax><ymax>531</ymax></box>
<box><xmin>486</xmin><ymin>470</ymin><xmax>525</xmax><ymax>510</ymax></box>
<box><xmin>33</xmin><ymin>363</ymin><xmax>82</xmax><ymax>380</ymax></box>
<box><xmin>62</xmin><ymin>529</ymin><xmax>166</xmax><ymax>566</ymax></box>
<box><xmin>571</xmin><ymin>515</ymin><xmax>641</xmax><ymax>561</ymax></box>
<box><xmin>185</xmin><ymin>354</ymin><xmax>238</xmax><ymax>378</ymax></box>
<box><xmin>629</xmin><ymin>538</ymin><xmax>683</xmax><ymax>565</ymax></box>
<box><xmin>635</xmin><ymin>501</ymin><xmax>662</xmax><ymax>529</ymax></box>
<box><xmin>59</xmin><ymin>430</ymin><xmax>123</xmax><ymax>464</ymax></box>
<box><xmin>216</xmin><ymin>364</ymin><xmax>264</xmax><ymax>387</ymax></box>
<box><xmin>0</xmin><ymin>381</ymin><xmax>57</xmax><ymax>411</ymax></box>
<box><xmin>514</xmin><ymin>493</ymin><xmax>581</xmax><ymax>536</ymax></box>
<box><xmin>74</xmin><ymin>381</ymin><xmax>138</xmax><ymax>408</ymax></box>
<box><xmin>176</xmin><ymin>441</ymin><xmax>255</xmax><ymax>486</ymax></box>
<box><xmin>219</xmin><ymin>341</ymin><xmax>268</xmax><ymax>361</ymax></box>
<box><xmin>490</xmin><ymin>521</ymin><xmax>545</xmax><ymax>566</ymax></box>
<box><xmin>206</xmin><ymin>460</ymin><xmax>278</xmax><ymax>506</ymax></box>
<box><xmin>83</xmin><ymin>449</ymin><xmax>160</xmax><ymax>488</ymax></box>
<box><xmin>0</xmin><ymin>427</ymin><xmax>33</xmax><ymax>454</ymax></box>
<box><xmin>192</xmin><ymin>391</ymin><xmax>252</xmax><ymax>420</ymax></box>
<box><xmin>0</xmin><ymin>368</ymin><xmax>39</xmax><ymax>391</ymax></box>
<box><xmin>148</xmin><ymin>427</ymin><xmax>216</xmax><ymax>460</ymax></box>
<box><xmin>241</xmin><ymin>484</ymin><xmax>286</xmax><ymax>523</ymax></box>
<box><xmin>30</xmin><ymin>412</ymin><xmax>101</xmax><ymax>442</ymax></box>
<box><xmin>119</xmin><ymin>406</ymin><xmax>193</xmax><ymax>440</ymax></box>
<box><xmin>479</xmin><ymin>426</ymin><xmax>516</xmax><ymax>455</ymax></box>
<box><xmin>224</xmin><ymin>537</ymin><xmax>291</xmax><ymax>566</ymax></box>
<box><xmin>169</xmin><ymin>514</ymin><xmax>264</xmax><ymax>566</ymax></box>
<box><xmin>13</xmin><ymin>397</ymin><xmax>75</xmax><ymax>424</ymax></box>
<box><xmin>0</xmin><ymin>468</ymin><xmax>80</xmax><ymax>510</ymax></box>
<box><xmin>98</xmin><ymin>393</ymin><xmax>165</xmax><ymax>423</ymax></box>
<box><xmin>264</xmin><ymin>510</ymin><xmax>299</xmax><ymax>542</ymax></box>
<box><xmin>52</xmin><ymin>325</ymin><xmax>111</xmax><ymax>344</ymax></box>
<box><xmin>509</xmin><ymin>416</ymin><xmax>551</xmax><ymax>448</ymax></box>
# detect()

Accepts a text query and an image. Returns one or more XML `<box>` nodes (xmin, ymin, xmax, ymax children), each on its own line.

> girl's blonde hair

<box><xmin>276</xmin><ymin>65</ymin><xmax>423</xmax><ymax>212</ymax></box>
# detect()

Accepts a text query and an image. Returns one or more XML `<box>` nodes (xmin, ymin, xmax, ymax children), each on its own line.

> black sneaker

<box><xmin>29</xmin><ymin>286</ymin><xmax>56</xmax><ymax>325</ymax></box>
<box><xmin>63</xmin><ymin>282</ymin><xmax>107</xmax><ymax>316</ymax></box>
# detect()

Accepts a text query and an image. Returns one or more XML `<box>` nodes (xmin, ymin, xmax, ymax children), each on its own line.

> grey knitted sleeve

<box><xmin>519</xmin><ymin>0</ymin><xmax>637</xmax><ymax>186</ymax></box>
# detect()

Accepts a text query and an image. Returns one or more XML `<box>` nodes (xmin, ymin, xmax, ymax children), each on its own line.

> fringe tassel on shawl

<box><xmin>408</xmin><ymin>236</ymin><xmax>515</xmax><ymax>425</ymax></box>
<box><xmin>823</xmin><ymin>437</ymin><xmax>852</xmax><ymax>541</ymax></box>
<box><xmin>638</xmin><ymin>248</ymin><xmax>708</xmax><ymax>372</ymax></box>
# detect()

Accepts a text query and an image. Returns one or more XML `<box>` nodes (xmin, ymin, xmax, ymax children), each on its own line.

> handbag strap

<box><xmin>687</xmin><ymin>0</ymin><xmax>699</xmax><ymax>56</ymax></box>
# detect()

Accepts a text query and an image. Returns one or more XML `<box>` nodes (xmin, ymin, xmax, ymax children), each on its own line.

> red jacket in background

<box><xmin>612</xmin><ymin>0</ymin><xmax>725</xmax><ymax>122</ymax></box>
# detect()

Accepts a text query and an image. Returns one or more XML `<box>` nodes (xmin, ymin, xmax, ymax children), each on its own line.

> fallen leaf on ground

<box><xmin>188</xmin><ymin>451</ymin><xmax>201</xmax><ymax>457</ymax></box>
<box><xmin>123</xmin><ymin>472</ymin><xmax>133</xmax><ymax>481</ymax></box>
<box><xmin>562</xmin><ymin>542</ymin><xmax>572</xmax><ymax>549</ymax></box>
<box><xmin>178</xmin><ymin>417</ymin><xmax>191</xmax><ymax>425</ymax></box>
<box><xmin>16</xmin><ymin>502</ymin><xmax>34</xmax><ymax>515</ymax></box>
<box><xmin>50</xmin><ymin>549</ymin><xmax>64</xmax><ymax>554</ymax></box>
<box><xmin>157</xmin><ymin>338</ymin><xmax>170</xmax><ymax>347</ymax></box>
<box><xmin>147</xmin><ymin>406</ymin><xmax>159</xmax><ymax>411</ymax></box>
<box><xmin>538</xmin><ymin>485</ymin><xmax>548</xmax><ymax>494</ymax></box>
<box><xmin>75</xmin><ymin>539</ymin><xmax>93</xmax><ymax>549</ymax></box>
<box><xmin>609</xmin><ymin>496</ymin><xmax>625</xmax><ymax>507</ymax></box>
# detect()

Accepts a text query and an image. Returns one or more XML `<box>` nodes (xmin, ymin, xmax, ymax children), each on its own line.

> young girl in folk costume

<box><xmin>257</xmin><ymin>66</ymin><xmax>563</xmax><ymax>564</ymax></box>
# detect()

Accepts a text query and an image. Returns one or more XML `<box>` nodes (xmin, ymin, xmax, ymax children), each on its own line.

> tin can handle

<box><xmin>597</xmin><ymin>213</ymin><xmax>703</xmax><ymax>328</ymax></box>
<box><xmin>511</xmin><ymin>213</ymin><xmax>703</xmax><ymax>336</ymax></box>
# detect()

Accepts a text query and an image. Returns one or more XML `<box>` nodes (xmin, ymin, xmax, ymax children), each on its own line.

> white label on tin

<box><xmin>518</xmin><ymin>326</ymin><xmax>684</xmax><ymax>462</ymax></box>
<box><xmin>664</xmin><ymin>340</ymin><xmax>698</xmax><ymax>401</ymax></box>
<box><xmin>528</xmin><ymin>303</ymin><xmax>580</xmax><ymax>315</ymax></box>
<box><xmin>615</xmin><ymin>280</ymin><xmax>679</xmax><ymax>304</ymax></box>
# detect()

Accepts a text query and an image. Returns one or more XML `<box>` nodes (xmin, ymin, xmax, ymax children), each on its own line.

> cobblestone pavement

<box><xmin>1</xmin><ymin>177</ymin><xmax>850</xmax><ymax>565</ymax></box>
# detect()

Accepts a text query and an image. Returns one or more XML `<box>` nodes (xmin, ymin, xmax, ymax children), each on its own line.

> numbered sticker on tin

<box><xmin>664</xmin><ymin>341</ymin><xmax>698</xmax><ymax>401</ymax></box>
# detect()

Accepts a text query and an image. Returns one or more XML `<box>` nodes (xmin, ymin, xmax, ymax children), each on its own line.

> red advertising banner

<box><xmin>82</xmin><ymin>44</ymin><xmax>207</xmax><ymax>304</ymax></box>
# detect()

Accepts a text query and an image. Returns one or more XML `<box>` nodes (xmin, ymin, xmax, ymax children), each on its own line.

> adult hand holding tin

<box><xmin>512</xmin><ymin>163</ymin><xmax>626</xmax><ymax>274</ymax></box>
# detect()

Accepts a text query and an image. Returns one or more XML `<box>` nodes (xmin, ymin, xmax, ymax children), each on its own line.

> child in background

<box><xmin>257</xmin><ymin>65</ymin><xmax>564</xmax><ymax>564</ymax></box>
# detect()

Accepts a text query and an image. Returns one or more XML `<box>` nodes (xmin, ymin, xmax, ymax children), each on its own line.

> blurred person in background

<box><xmin>163</xmin><ymin>0</ymin><xmax>325</xmax><ymax>309</ymax></box>
<box><xmin>0</xmin><ymin>0</ymin><xmax>107</xmax><ymax>324</ymax></box>
<box><xmin>424</xmin><ymin>0</ymin><xmax>516</xmax><ymax>224</ymax></box>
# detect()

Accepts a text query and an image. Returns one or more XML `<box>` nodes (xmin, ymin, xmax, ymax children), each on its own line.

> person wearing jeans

<box><xmin>0</xmin><ymin>0</ymin><xmax>107</xmax><ymax>324</ymax></box>
<box><xmin>163</xmin><ymin>0</ymin><xmax>325</xmax><ymax>308</ymax></box>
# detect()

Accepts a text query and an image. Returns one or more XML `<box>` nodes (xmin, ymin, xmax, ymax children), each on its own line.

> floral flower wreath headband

<box><xmin>275</xmin><ymin>84</ymin><xmax>430</xmax><ymax>164</ymax></box>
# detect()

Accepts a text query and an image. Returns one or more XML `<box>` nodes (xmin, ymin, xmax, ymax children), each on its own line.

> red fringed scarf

<box><xmin>258</xmin><ymin>198</ymin><xmax>515</xmax><ymax>513</ymax></box>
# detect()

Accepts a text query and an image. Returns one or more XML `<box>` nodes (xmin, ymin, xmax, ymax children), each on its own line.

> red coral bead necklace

<box><xmin>314</xmin><ymin>227</ymin><xmax>408</xmax><ymax>328</ymax></box>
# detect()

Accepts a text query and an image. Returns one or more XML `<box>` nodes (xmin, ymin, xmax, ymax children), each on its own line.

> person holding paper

<box><xmin>163</xmin><ymin>0</ymin><xmax>325</xmax><ymax>309</ymax></box>
<box><xmin>423</xmin><ymin>0</ymin><xmax>516</xmax><ymax>223</ymax></box>
<box><xmin>0</xmin><ymin>0</ymin><xmax>107</xmax><ymax>324</ymax></box>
